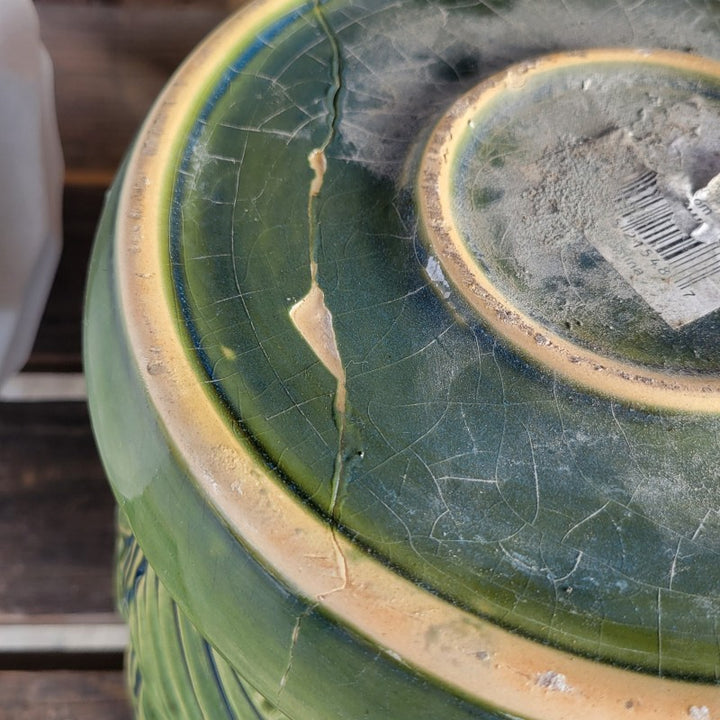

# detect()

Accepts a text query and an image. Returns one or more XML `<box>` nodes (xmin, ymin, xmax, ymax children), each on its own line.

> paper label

<box><xmin>590</xmin><ymin>170</ymin><xmax>720</xmax><ymax>328</ymax></box>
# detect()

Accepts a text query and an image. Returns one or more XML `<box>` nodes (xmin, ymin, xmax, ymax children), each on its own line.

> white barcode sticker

<box><xmin>591</xmin><ymin>169</ymin><xmax>720</xmax><ymax>328</ymax></box>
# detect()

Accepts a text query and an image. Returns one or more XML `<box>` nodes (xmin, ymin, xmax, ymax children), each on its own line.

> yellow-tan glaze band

<box><xmin>116</xmin><ymin>13</ymin><xmax>720</xmax><ymax>719</ymax></box>
<box><xmin>419</xmin><ymin>48</ymin><xmax>720</xmax><ymax>415</ymax></box>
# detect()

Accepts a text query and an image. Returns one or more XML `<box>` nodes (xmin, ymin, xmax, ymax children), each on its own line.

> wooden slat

<box><xmin>0</xmin><ymin>671</ymin><xmax>130</xmax><ymax>720</ymax></box>
<box><xmin>0</xmin><ymin>614</ymin><xmax>126</xmax><ymax>671</ymax></box>
<box><xmin>0</xmin><ymin>615</ymin><xmax>127</xmax><ymax>653</ymax></box>
<box><xmin>0</xmin><ymin>373</ymin><xmax>87</xmax><ymax>402</ymax></box>
<box><xmin>0</xmin><ymin>401</ymin><xmax>116</xmax><ymax>615</ymax></box>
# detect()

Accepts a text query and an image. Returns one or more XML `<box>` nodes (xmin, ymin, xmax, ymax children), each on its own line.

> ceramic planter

<box><xmin>85</xmin><ymin>1</ymin><xmax>720</xmax><ymax>717</ymax></box>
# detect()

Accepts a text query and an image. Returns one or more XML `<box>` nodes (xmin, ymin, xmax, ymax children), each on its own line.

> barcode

<box><xmin>617</xmin><ymin>172</ymin><xmax>720</xmax><ymax>290</ymax></box>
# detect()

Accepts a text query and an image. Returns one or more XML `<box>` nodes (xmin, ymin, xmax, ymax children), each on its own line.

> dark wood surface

<box><xmin>2</xmin><ymin>2</ymin><xmax>235</xmax><ymax>715</ymax></box>
<box><xmin>39</xmin><ymin>2</ymin><xmax>230</xmax><ymax>177</ymax></box>
<box><xmin>0</xmin><ymin>400</ymin><xmax>115</xmax><ymax>615</ymax></box>
<box><xmin>0</xmin><ymin>671</ymin><xmax>129</xmax><ymax>720</ymax></box>
<box><xmin>25</xmin><ymin>185</ymin><xmax>103</xmax><ymax>372</ymax></box>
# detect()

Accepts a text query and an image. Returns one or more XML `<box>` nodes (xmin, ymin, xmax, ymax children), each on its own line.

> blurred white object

<box><xmin>0</xmin><ymin>0</ymin><xmax>63</xmax><ymax>385</ymax></box>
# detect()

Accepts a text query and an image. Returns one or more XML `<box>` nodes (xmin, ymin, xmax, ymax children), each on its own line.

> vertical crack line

<box><xmin>312</xmin><ymin>0</ymin><xmax>343</xmax><ymax>160</ymax></box>
<box><xmin>522</xmin><ymin>422</ymin><xmax>540</xmax><ymax>526</ymax></box>
<box><xmin>312</xmin><ymin>0</ymin><xmax>348</xmax><ymax>583</ymax></box>
<box><xmin>321</xmin><ymin>529</ymin><xmax>349</xmax><ymax>598</ymax></box>
<box><xmin>290</xmin><ymin>1</ymin><xmax>346</xmax><ymax>508</ymax></box>
<box><xmin>279</xmin><ymin>604</ymin><xmax>316</xmax><ymax>695</ymax></box>
<box><xmin>288</xmin><ymin>0</ymin><xmax>349</xmax><ymax>589</ymax></box>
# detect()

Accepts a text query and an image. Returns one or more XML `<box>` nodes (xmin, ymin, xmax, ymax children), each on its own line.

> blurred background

<box><xmin>1</xmin><ymin>2</ymin><xmax>241</xmax><ymax>717</ymax></box>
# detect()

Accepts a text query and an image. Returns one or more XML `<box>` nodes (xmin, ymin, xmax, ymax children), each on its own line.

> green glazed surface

<box><xmin>87</xmin><ymin>165</ymin><xmax>514</xmax><ymax>719</ymax></box>
<box><xmin>85</xmin><ymin>0</ymin><xmax>720</xmax><ymax>717</ymax></box>
<box><xmin>117</xmin><ymin>513</ymin><xmax>292</xmax><ymax>720</ymax></box>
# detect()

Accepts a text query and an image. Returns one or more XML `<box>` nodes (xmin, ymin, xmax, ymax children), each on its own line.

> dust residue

<box><xmin>452</xmin><ymin>62</ymin><xmax>720</xmax><ymax>360</ymax></box>
<box><xmin>332</xmin><ymin>1</ymin><xmax>720</xmax><ymax>181</ymax></box>
<box><xmin>688</xmin><ymin>706</ymin><xmax>711</xmax><ymax>720</ymax></box>
<box><xmin>466</xmin><ymin>89</ymin><xmax>720</xmax><ymax>297</ymax></box>
<box><xmin>536</xmin><ymin>670</ymin><xmax>573</xmax><ymax>693</ymax></box>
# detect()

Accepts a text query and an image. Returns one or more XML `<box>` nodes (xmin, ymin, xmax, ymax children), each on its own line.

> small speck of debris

<box><xmin>688</xmin><ymin>706</ymin><xmax>711</xmax><ymax>720</ymax></box>
<box><xmin>146</xmin><ymin>361</ymin><xmax>166</xmax><ymax>376</ymax></box>
<box><xmin>426</xmin><ymin>256</ymin><xmax>451</xmax><ymax>298</ymax></box>
<box><xmin>220</xmin><ymin>345</ymin><xmax>236</xmax><ymax>361</ymax></box>
<box><xmin>536</xmin><ymin>671</ymin><xmax>572</xmax><ymax>693</ymax></box>
<box><xmin>476</xmin><ymin>650</ymin><xmax>489</xmax><ymax>661</ymax></box>
<box><xmin>625</xmin><ymin>699</ymin><xmax>634</xmax><ymax>710</ymax></box>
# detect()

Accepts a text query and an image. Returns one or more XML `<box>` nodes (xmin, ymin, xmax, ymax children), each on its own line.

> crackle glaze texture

<box><xmin>85</xmin><ymin>1</ymin><xmax>720</xmax><ymax>718</ymax></box>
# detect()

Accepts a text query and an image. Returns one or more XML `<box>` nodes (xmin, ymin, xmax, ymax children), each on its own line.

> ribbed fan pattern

<box><xmin>116</xmin><ymin>513</ymin><xmax>291</xmax><ymax>720</ymax></box>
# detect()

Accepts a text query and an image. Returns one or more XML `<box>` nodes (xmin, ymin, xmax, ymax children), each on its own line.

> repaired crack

<box><xmin>289</xmin><ymin>0</ymin><xmax>350</xmax><ymax>594</ymax></box>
